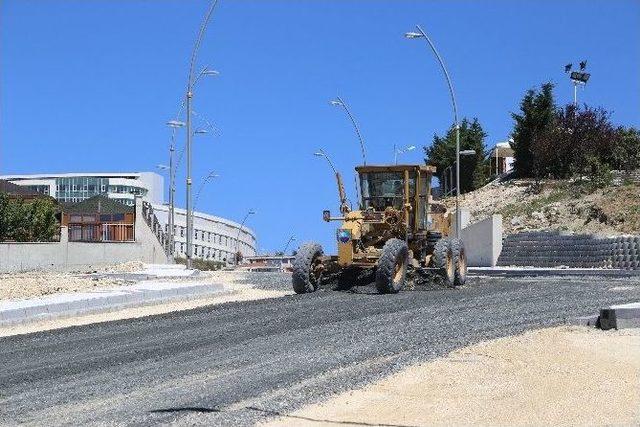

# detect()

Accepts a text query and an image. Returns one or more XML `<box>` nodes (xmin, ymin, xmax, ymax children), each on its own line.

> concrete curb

<box><xmin>469</xmin><ymin>267</ymin><xmax>640</xmax><ymax>278</ymax></box>
<box><xmin>0</xmin><ymin>281</ymin><xmax>233</xmax><ymax>326</ymax></box>
<box><xmin>599</xmin><ymin>302</ymin><xmax>640</xmax><ymax>330</ymax></box>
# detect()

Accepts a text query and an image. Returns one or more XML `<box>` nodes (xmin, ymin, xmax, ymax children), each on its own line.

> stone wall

<box><xmin>497</xmin><ymin>231</ymin><xmax>640</xmax><ymax>270</ymax></box>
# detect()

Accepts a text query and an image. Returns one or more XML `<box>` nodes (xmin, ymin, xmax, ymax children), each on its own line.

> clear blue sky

<box><xmin>2</xmin><ymin>0</ymin><xmax>639</xmax><ymax>253</ymax></box>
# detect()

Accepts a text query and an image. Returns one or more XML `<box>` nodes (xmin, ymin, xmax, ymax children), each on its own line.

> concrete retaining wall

<box><xmin>497</xmin><ymin>231</ymin><xmax>640</xmax><ymax>270</ymax></box>
<box><xmin>0</xmin><ymin>198</ymin><xmax>170</xmax><ymax>273</ymax></box>
<box><xmin>461</xmin><ymin>214</ymin><xmax>503</xmax><ymax>267</ymax></box>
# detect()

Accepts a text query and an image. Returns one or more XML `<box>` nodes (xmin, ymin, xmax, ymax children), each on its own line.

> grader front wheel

<box><xmin>292</xmin><ymin>243</ymin><xmax>324</xmax><ymax>294</ymax></box>
<box><xmin>375</xmin><ymin>238</ymin><xmax>409</xmax><ymax>294</ymax></box>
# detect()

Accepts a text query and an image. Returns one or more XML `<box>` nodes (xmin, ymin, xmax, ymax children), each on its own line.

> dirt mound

<box><xmin>447</xmin><ymin>178</ymin><xmax>640</xmax><ymax>236</ymax></box>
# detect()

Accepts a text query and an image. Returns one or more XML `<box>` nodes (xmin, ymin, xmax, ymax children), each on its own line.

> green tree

<box><xmin>510</xmin><ymin>82</ymin><xmax>556</xmax><ymax>178</ymax></box>
<box><xmin>533</xmin><ymin>104</ymin><xmax>618</xmax><ymax>184</ymax></box>
<box><xmin>0</xmin><ymin>196</ymin><xmax>59</xmax><ymax>242</ymax></box>
<box><xmin>424</xmin><ymin>118</ymin><xmax>488</xmax><ymax>194</ymax></box>
<box><xmin>611</xmin><ymin>126</ymin><xmax>640</xmax><ymax>171</ymax></box>
<box><xmin>29</xmin><ymin>199</ymin><xmax>59</xmax><ymax>241</ymax></box>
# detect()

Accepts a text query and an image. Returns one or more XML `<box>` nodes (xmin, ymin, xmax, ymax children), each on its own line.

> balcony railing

<box><xmin>68</xmin><ymin>223</ymin><xmax>135</xmax><ymax>242</ymax></box>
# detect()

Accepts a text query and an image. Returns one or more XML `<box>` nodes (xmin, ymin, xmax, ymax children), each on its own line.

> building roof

<box><xmin>0</xmin><ymin>179</ymin><xmax>56</xmax><ymax>201</ymax></box>
<box><xmin>0</xmin><ymin>172</ymin><xmax>154</xmax><ymax>180</ymax></box>
<box><xmin>62</xmin><ymin>195</ymin><xmax>134</xmax><ymax>215</ymax></box>
<box><xmin>490</xmin><ymin>142</ymin><xmax>515</xmax><ymax>157</ymax></box>
<box><xmin>0</xmin><ymin>179</ymin><xmax>37</xmax><ymax>196</ymax></box>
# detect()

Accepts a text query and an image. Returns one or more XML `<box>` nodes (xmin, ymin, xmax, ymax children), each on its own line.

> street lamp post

<box><xmin>164</xmin><ymin>120</ymin><xmax>186</xmax><ymax>257</ymax></box>
<box><xmin>406</xmin><ymin>25</ymin><xmax>461</xmax><ymax>237</ymax></box>
<box><xmin>283</xmin><ymin>235</ymin><xmax>296</xmax><ymax>255</ymax></box>
<box><xmin>184</xmin><ymin>0</ymin><xmax>221</xmax><ymax>269</ymax></box>
<box><xmin>329</xmin><ymin>96</ymin><xmax>367</xmax><ymax>165</ymax></box>
<box><xmin>394</xmin><ymin>144</ymin><xmax>416</xmax><ymax>164</ymax></box>
<box><xmin>235</xmin><ymin>209</ymin><xmax>256</xmax><ymax>265</ymax></box>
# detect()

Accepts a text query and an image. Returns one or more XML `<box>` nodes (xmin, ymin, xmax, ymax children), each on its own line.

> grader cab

<box><xmin>292</xmin><ymin>164</ymin><xmax>467</xmax><ymax>294</ymax></box>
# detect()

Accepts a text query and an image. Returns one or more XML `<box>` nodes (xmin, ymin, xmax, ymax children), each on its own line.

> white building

<box><xmin>152</xmin><ymin>205</ymin><xmax>256</xmax><ymax>262</ymax></box>
<box><xmin>0</xmin><ymin>172</ymin><xmax>163</xmax><ymax>206</ymax></box>
<box><xmin>1</xmin><ymin>172</ymin><xmax>257</xmax><ymax>261</ymax></box>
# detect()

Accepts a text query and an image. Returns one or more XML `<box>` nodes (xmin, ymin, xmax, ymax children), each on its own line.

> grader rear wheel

<box><xmin>450</xmin><ymin>238</ymin><xmax>467</xmax><ymax>287</ymax></box>
<box><xmin>431</xmin><ymin>238</ymin><xmax>455</xmax><ymax>287</ymax></box>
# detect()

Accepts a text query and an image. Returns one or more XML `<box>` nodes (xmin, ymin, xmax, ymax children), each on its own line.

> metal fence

<box><xmin>68</xmin><ymin>223</ymin><xmax>135</xmax><ymax>242</ymax></box>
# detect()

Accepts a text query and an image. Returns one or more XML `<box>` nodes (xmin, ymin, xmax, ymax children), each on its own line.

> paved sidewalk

<box><xmin>0</xmin><ymin>279</ymin><xmax>232</xmax><ymax>325</ymax></box>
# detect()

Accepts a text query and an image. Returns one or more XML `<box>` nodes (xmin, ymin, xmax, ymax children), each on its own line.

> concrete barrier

<box><xmin>461</xmin><ymin>215</ymin><xmax>503</xmax><ymax>267</ymax></box>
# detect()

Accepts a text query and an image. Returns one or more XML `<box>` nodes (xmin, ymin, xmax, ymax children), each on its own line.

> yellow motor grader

<box><xmin>292</xmin><ymin>164</ymin><xmax>467</xmax><ymax>294</ymax></box>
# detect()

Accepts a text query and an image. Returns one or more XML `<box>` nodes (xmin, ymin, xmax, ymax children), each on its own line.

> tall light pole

<box><xmin>394</xmin><ymin>144</ymin><xmax>416</xmax><ymax>164</ymax></box>
<box><xmin>235</xmin><ymin>209</ymin><xmax>256</xmax><ymax>265</ymax></box>
<box><xmin>283</xmin><ymin>235</ymin><xmax>296</xmax><ymax>255</ymax></box>
<box><xmin>565</xmin><ymin>61</ymin><xmax>590</xmax><ymax>108</ymax></box>
<box><xmin>193</xmin><ymin>171</ymin><xmax>219</xmax><ymax>211</ymax></box>
<box><xmin>164</xmin><ymin>119</ymin><xmax>185</xmax><ymax>257</ymax></box>
<box><xmin>405</xmin><ymin>25</ymin><xmax>462</xmax><ymax>237</ymax></box>
<box><xmin>184</xmin><ymin>0</ymin><xmax>221</xmax><ymax>269</ymax></box>
<box><xmin>329</xmin><ymin>96</ymin><xmax>367</xmax><ymax>165</ymax></box>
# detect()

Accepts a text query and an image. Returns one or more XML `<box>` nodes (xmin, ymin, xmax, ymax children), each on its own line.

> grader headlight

<box><xmin>337</xmin><ymin>229</ymin><xmax>351</xmax><ymax>244</ymax></box>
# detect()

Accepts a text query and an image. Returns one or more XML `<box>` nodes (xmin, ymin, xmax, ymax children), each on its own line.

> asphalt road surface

<box><xmin>1</xmin><ymin>274</ymin><xmax>639</xmax><ymax>426</ymax></box>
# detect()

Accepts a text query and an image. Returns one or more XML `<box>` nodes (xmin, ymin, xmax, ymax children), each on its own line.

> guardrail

<box><xmin>141</xmin><ymin>201</ymin><xmax>170</xmax><ymax>255</ymax></box>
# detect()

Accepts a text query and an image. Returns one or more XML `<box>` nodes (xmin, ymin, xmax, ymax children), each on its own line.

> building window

<box><xmin>180</xmin><ymin>227</ymin><xmax>185</xmax><ymax>238</ymax></box>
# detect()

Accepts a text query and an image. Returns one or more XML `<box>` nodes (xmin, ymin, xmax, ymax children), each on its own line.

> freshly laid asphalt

<box><xmin>1</xmin><ymin>273</ymin><xmax>639</xmax><ymax>426</ymax></box>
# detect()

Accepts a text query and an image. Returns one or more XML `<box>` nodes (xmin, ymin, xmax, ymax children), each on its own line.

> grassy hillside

<box><xmin>447</xmin><ymin>178</ymin><xmax>640</xmax><ymax>236</ymax></box>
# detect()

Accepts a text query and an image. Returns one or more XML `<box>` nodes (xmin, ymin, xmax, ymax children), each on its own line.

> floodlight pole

<box><xmin>409</xmin><ymin>25</ymin><xmax>462</xmax><ymax>237</ymax></box>
<box><xmin>184</xmin><ymin>0</ymin><xmax>220</xmax><ymax>269</ymax></box>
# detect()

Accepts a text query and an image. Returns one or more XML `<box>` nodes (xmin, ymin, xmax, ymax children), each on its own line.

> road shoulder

<box><xmin>265</xmin><ymin>326</ymin><xmax>640</xmax><ymax>427</ymax></box>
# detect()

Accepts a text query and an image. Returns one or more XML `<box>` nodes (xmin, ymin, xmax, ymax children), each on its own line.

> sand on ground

<box><xmin>265</xmin><ymin>326</ymin><xmax>640</xmax><ymax>427</ymax></box>
<box><xmin>0</xmin><ymin>261</ymin><xmax>147</xmax><ymax>300</ymax></box>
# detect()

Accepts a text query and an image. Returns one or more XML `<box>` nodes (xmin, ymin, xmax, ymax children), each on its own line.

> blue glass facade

<box><xmin>55</xmin><ymin>177</ymin><xmax>147</xmax><ymax>205</ymax></box>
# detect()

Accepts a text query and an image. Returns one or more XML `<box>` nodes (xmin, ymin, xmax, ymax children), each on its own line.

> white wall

<box><xmin>461</xmin><ymin>214</ymin><xmax>503</xmax><ymax>267</ymax></box>
<box><xmin>0</xmin><ymin>198</ymin><xmax>170</xmax><ymax>273</ymax></box>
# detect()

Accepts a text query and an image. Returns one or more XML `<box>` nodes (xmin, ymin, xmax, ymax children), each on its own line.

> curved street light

<box><xmin>283</xmin><ymin>235</ymin><xmax>296</xmax><ymax>255</ymax></box>
<box><xmin>314</xmin><ymin>149</ymin><xmax>351</xmax><ymax>214</ymax></box>
<box><xmin>193</xmin><ymin>171</ymin><xmax>220</xmax><ymax>211</ymax></box>
<box><xmin>329</xmin><ymin>96</ymin><xmax>367</xmax><ymax>165</ymax></box>
<box><xmin>393</xmin><ymin>144</ymin><xmax>416</xmax><ymax>164</ymax></box>
<box><xmin>235</xmin><ymin>209</ymin><xmax>256</xmax><ymax>265</ymax></box>
<box><xmin>405</xmin><ymin>24</ymin><xmax>462</xmax><ymax>238</ymax></box>
<box><xmin>184</xmin><ymin>0</ymin><xmax>222</xmax><ymax>269</ymax></box>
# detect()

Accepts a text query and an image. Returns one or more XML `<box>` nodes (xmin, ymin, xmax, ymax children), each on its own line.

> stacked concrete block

<box><xmin>497</xmin><ymin>232</ymin><xmax>640</xmax><ymax>270</ymax></box>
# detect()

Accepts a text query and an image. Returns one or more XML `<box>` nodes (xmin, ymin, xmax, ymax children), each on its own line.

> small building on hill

<box><xmin>490</xmin><ymin>141</ymin><xmax>515</xmax><ymax>175</ymax></box>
